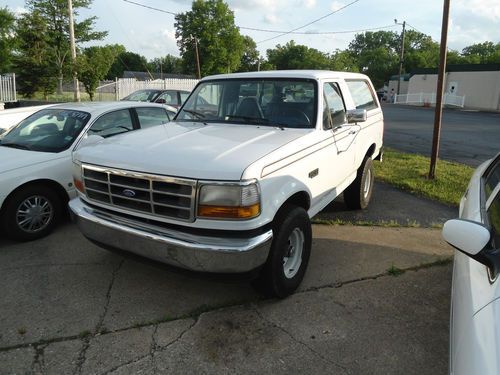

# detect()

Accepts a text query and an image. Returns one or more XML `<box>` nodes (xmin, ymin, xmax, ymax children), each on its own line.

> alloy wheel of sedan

<box><xmin>16</xmin><ymin>195</ymin><xmax>54</xmax><ymax>233</ymax></box>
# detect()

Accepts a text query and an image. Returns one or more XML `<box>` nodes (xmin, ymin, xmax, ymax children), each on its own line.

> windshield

<box><xmin>0</xmin><ymin>109</ymin><xmax>91</xmax><ymax>153</ymax></box>
<box><xmin>176</xmin><ymin>78</ymin><xmax>317</xmax><ymax>129</ymax></box>
<box><xmin>122</xmin><ymin>90</ymin><xmax>161</xmax><ymax>102</ymax></box>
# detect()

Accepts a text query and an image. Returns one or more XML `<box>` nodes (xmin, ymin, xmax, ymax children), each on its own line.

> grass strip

<box><xmin>374</xmin><ymin>148</ymin><xmax>474</xmax><ymax>206</ymax></box>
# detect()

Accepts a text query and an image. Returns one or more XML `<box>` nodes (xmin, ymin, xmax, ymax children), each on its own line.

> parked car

<box><xmin>0</xmin><ymin>104</ymin><xmax>55</xmax><ymax>135</ymax></box>
<box><xmin>69</xmin><ymin>70</ymin><xmax>384</xmax><ymax>297</ymax></box>
<box><xmin>0</xmin><ymin>101</ymin><xmax>176</xmax><ymax>241</ymax></box>
<box><xmin>121</xmin><ymin>89</ymin><xmax>190</xmax><ymax>108</ymax></box>
<box><xmin>442</xmin><ymin>152</ymin><xmax>500</xmax><ymax>375</ymax></box>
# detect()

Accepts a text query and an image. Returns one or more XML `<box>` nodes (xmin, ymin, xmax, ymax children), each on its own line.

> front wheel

<box><xmin>344</xmin><ymin>156</ymin><xmax>374</xmax><ymax>210</ymax></box>
<box><xmin>252</xmin><ymin>205</ymin><xmax>312</xmax><ymax>298</ymax></box>
<box><xmin>1</xmin><ymin>185</ymin><xmax>62</xmax><ymax>241</ymax></box>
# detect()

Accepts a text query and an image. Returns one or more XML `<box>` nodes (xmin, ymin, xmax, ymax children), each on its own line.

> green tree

<box><xmin>25</xmin><ymin>0</ymin><xmax>107</xmax><ymax>94</ymax></box>
<box><xmin>348</xmin><ymin>31</ymin><xmax>400</xmax><ymax>88</ymax></box>
<box><xmin>175</xmin><ymin>0</ymin><xmax>244</xmax><ymax>76</ymax></box>
<box><xmin>148</xmin><ymin>54</ymin><xmax>184</xmax><ymax>76</ymax></box>
<box><xmin>0</xmin><ymin>7</ymin><xmax>16</xmax><ymax>73</ymax></box>
<box><xmin>106</xmin><ymin>51</ymin><xmax>149</xmax><ymax>79</ymax></box>
<box><xmin>238</xmin><ymin>35</ymin><xmax>260</xmax><ymax>72</ymax></box>
<box><xmin>462</xmin><ymin>41</ymin><xmax>500</xmax><ymax>64</ymax></box>
<box><xmin>402</xmin><ymin>30</ymin><xmax>440</xmax><ymax>71</ymax></box>
<box><xmin>76</xmin><ymin>45</ymin><xmax>118</xmax><ymax>100</ymax></box>
<box><xmin>330</xmin><ymin>49</ymin><xmax>359</xmax><ymax>72</ymax></box>
<box><xmin>266</xmin><ymin>41</ymin><xmax>331</xmax><ymax>70</ymax></box>
<box><xmin>14</xmin><ymin>11</ymin><xmax>57</xmax><ymax>99</ymax></box>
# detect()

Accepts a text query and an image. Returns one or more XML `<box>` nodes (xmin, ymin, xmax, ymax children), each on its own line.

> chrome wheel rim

<box><xmin>283</xmin><ymin>228</ymin><xmax>304</xmax><ymax>279</ymax></box>
<box><xmin>16</xmin><ymin>195</ymin><xmax>53</xmax><ymax>233</ymax></box>
<box><xmin>363</xmin><ymin>168</ymin><xmax>372</xmax><ymax>199</ymax></box>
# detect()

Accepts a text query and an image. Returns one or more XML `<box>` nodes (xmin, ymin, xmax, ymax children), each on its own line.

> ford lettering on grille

<box><xmin>81</xmin><ymin>164</ymin><xmax>197</xmax><ymax>222</ymax></box>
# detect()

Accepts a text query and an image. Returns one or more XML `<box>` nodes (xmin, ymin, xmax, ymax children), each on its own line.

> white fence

<box><xmin>394</xmin><ymin>92</ymin><xmax>465</xmax><ymax>108</ymax></box>
<box><xmin>96</xmin><ymin>78</ymin><xmax>199</xmax><ymax>101</ymax></box>
<box><xmin>0</xmin><ymin>73</ymin><xmax>17</xmax><ymax>104</ymax></box>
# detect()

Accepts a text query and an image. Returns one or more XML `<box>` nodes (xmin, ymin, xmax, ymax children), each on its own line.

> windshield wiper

<box><xmin>182</xmin><ymin>109</ymin><xmax>206</xmax><ymax>119</ymax></box>
<box><xmin>1</xmin><ymin>142</ymin><xmax>33</xmax><ymax>150</ymax></box>
<box><xmin>225</xmin><ymin>115</ymin><xmax>287</xmax><ymax>129</ymax></box>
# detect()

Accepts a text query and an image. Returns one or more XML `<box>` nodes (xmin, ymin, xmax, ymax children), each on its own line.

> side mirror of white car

<box><xmin>78</xmin><ymin>134</ymin><xmax>104</xmax><ymax>149</ymax></box>
<box><xmin>443</xmin><ymin>219</ymin><xmax>500</xmax><ymax>276</ymax></box>
<box><xmin>443</xmin><ymin>219</ymin><xmax>491</xmax><ymax>255</ymax></box>
<box><xmin>346</xmin><ymin>109</ymin><xmax>367</xmax><ymax>123</ymax></box>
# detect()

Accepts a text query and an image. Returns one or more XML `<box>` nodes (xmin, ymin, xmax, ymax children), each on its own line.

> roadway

<box><xmin>382</xmin><ymin>104</ymin><xmax>500</xmax><ymax>167</ymax></box>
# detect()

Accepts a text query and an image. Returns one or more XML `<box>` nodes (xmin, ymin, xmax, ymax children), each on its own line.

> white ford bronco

<box><xmin>69</xmin><ymin>70</ymin><xmax>383</xmax><ymax>297</ymax></box>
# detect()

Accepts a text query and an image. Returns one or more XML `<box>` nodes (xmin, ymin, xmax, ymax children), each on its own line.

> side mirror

<box><xmin>156</xmin><ymin>98</ymin><xmax>166</xmax><ymax>104</ymax></box>
<box><xmin>346</xmin><ymin>109</ymin><xmax>367</xmax><ymax>123</ymax></box>
<box><xmin>443</xmin><ymin>219</ymin><xmax>500</xmax><ymax>276</ymax></box>
<box><xmin>78</xmin><ymin>134</ymin><xmax>104</xmax><ymax>149</ymax></box>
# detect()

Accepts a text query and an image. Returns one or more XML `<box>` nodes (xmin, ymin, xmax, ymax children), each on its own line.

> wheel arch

<box><xmin>272</xmin><ymin>191</ymin><xmax>311</xmax><ymax>223</ymax></box>
<box><xmin>1</xmin><ymin>179</ymin><xmax>69</xmax><ymax>214</ymax></box>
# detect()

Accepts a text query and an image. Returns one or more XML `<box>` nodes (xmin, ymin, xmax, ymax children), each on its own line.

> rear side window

<box><xmin>485</xmin><ymin>158</ymin><xmax>500</xmax><ymax>201</ymax></box>
<box><xmin>346</xmin><ymin>80</ymin><xmax>378</xmax><ymax>111</ymax></box>
<box><xmin>136</xmin><ymin>107</ymin><xmax>170</xmax><ymax>129</ymax></box>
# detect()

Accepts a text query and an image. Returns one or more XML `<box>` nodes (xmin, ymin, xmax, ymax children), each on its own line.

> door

<box><xmin>323</xmin><ymin>82</ymin><xmax>358</xmax><ymax>179</ymax></box>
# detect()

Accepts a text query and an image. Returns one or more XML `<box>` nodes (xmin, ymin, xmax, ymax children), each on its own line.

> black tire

<box><xmin>343</xmin><ymin>157</ymin><xmax>374</xmax><ymax>210</ymax></box>
<box><xmin>1</xmin><ymin>185</ymin><xmax>62</xmax><ymax>241</ymax></box>
<box><xmin>252</xmin><ymin>205</ymin><xmax>312</xmax><ymax>298</ymax></box>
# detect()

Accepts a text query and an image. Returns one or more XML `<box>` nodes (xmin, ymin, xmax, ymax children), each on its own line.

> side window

<box><xmin>180</xmin><ymin>92</ymin><xmax>189</xmax><ymax>104</ymax></box>
<box><xmin>88</xmin><ymin>109</ymin><xmax>134</xmax><ymax>138</ymax></box>
<box><xmin>346</xmin><ymin>80</ymin><xmax>378</xmax><ymax>111</ymax></box>
<box><xmin>136</xmin><ymin>107</ymin><xmax>170</xmax><ymax>129</ymax></box>
<box><xmin>488</xmin><ymin>192</ymin><xmax>500</xmax><ymax>248</ymax></box>
<box><xmin>157</xmin><ymin>91</ymin><xmax>178</xmax><ymax>106</ymax></box>
<box><xmin>323</xmin><ymin>82</ymin><xmax>346</xmax><ymax>130</ymax></box>
<box><xmin>485</xmin><ymin>158</ymin><xmax>500</xmax><ymax>201</ymax></box>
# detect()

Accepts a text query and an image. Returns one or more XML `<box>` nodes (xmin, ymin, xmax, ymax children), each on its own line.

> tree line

<box><xmin>0</xmin><ymin>0</ymin><xmax>499</xmax><ymax>100</ymax></box>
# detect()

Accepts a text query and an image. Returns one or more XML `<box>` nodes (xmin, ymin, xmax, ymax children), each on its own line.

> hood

<box><xmin>74</xmin><ymin>122</ymin><xmax>306</xmax><ymax>180</ymax></box>
<box><xmin>0</xmin><ymin>146</ymin><xmax>62</xmax><ymax>175</ymax></box>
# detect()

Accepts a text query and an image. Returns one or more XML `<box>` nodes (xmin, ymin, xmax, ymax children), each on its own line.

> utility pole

<box><xmin>192</xmin><ymin>35</ymin><xmax>201</xmax><ymax>79</ymax></box>
<box><xmin>68</xmin><ymin>0</ymin><xmax>80</xmax><ymax>102</ymax></box>
<box><xmin>429</xmin><ymin>0</ymin><xmax>451</xmax><ymax>179</ymax></box>
<box><xmin>395</xmin><ymin>19</ymin><xmax>406</xmax><ymax>95</ymax></box>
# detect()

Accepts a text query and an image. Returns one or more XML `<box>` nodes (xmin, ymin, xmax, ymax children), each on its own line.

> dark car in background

<box><xmin>121</xmin><ymin>89</ymin><xmax>190</xmax><ymax>108</ymax></box>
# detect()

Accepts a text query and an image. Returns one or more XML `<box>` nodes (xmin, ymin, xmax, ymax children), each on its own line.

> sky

<box><xmin>4</xmin><ymin>0</ymin><xmax>500</xmax><ymax>60</ymax></box>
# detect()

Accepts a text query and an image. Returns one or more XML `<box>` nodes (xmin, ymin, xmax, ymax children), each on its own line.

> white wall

<box><xmin>408</xmin><ymin>70</ymin><xmax>500</xmax><ymax>111</ymax></box>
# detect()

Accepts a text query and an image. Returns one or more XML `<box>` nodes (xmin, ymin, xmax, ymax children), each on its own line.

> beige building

<box><xmin>406</xmin><ymin>64</ymin><xmax>500</xmax><ymax>111</ymax></box>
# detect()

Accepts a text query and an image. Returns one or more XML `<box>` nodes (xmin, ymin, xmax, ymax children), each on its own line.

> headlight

<box><xmin>197</xmin><ymin>182</ymin><xmax>260</xmax><ymax>219</ymax></box>
<box><xmin>72</xmin><ymin>161</ymin><xmax>84</xmax><ymax>193</ymax></box>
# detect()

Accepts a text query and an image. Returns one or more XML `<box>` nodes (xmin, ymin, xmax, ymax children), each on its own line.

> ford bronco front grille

<box><xmin>81</xmin><ymin>164</ymin><xmax>197</xmax><ymax>222</ymax></box>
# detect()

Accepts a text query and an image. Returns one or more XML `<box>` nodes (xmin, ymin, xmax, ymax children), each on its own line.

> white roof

<box><xmin>45</xmin><ymin>101</ymin><xmax>175</xmax><ymax>116</ymax></box>
<box><xmin>202</xmin><ymin>70</ymin><xmax>369</xmax><ymax>81</ymax></box>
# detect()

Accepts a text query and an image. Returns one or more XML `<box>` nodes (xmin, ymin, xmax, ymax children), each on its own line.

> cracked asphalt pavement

<box><xmin>0</xmin><ymin>211</ymin><xmax>453</xmax><ymax>374</ymax></box>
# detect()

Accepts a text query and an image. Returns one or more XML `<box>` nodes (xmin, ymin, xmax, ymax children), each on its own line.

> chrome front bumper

<box><xmin>69</xmin><ymin>198</ymin><xmax>273</xmax><ymax>273</ymax></box>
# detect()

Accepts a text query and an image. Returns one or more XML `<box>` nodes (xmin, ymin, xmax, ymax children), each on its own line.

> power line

<box><xmin>122</xmin><ymin>0</ymin><xmax>386</xmax><ymax>39</ymax></box>
<box><xmin>123</xmin><ymin>0</ymin><xmax>177</xmax><ymax>16</ymax></box>
<box><xmin>256</xmin><ymin>0</ymin><xmax>362</xmax><ymax>44</ymax></box>
<box><xmin>242</xmin><ymin>24</ymin><xmax>397</xmax><ymax>35</ymax></box>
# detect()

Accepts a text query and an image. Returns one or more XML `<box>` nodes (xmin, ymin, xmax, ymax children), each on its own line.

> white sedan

<box><xmin>0</xmin><ymin>101</ymin><xmax>176</xmax><ymax>241</ymax></box>
<box><xmin>443</xmin><ymin>152</ymin><xmax>500</xmax><ymax>374</ymax></box>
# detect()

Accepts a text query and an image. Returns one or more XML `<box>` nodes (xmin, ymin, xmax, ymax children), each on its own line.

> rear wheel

<box><xmin>1</xmin><ymin>185</ymin><xmax>62</xmax><ymax>241</ymax></box>
<box><xmin>344</xmin><ymin>157</ymin><xmax>374</xmax><ymax>210</ymax></box>
<box><xmin>252</xmin><ymin>205</ymin><xmax>312</xmax><ymax>298</ymax></box>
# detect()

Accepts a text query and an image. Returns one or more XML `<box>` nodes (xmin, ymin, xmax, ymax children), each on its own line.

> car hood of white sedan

<box><xmin>0</xmin><ymin>146</ymin><xmax>64</xmax><ymax>175</ymax></box>
<box><xmin>74</xmin><ymin>122</ymin><xmax>307</xmax><ymax>180</ymax></box>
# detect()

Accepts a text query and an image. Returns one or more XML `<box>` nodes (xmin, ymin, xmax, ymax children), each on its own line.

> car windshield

<box><xmin>122</xmin><ymin>90</ymin><xmax>161</xmax><ymax>102</ymax></box>
<box><xmin>176</xmin><ymin>78</ymin><xmax>317</xmax><ymax>129</ymax></box>
<box><xmin>0</xmin><ymin>109</ymin><xmax>91</xmax><ymax>153</ymax></box>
